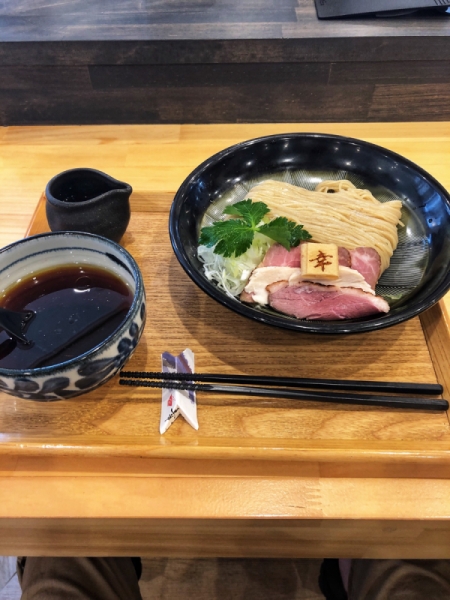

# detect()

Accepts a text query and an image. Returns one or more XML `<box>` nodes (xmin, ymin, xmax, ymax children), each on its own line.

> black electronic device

<box><xmin>315</xmin><ymin>0</ymin><xmax>450</xmax><ymax>18</ymax></box>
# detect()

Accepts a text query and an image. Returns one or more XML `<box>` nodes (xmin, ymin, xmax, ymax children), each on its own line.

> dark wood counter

<box><xmin>0</xmin><ymin>0</ymin><xmax>450</xmax><ymax>124</ymax></box>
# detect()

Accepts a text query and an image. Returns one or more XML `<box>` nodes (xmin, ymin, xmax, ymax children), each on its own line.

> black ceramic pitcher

<box><xmin>45</xmin><ymin>168</ymin><xmax>132</xmax><ymax>242</ymax></box>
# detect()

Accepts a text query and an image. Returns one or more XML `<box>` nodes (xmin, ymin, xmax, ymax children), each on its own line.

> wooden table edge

<box><xmin>1</xmin><ymin>475</ymin><xmax>450</xmax><ymax>557</ymax></box>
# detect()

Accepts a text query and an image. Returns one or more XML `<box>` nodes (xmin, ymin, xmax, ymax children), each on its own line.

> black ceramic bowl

<box><xmin>169</xmin><ymin>133</ymin><xmax>450</xmax><ymax>334</ymax></box>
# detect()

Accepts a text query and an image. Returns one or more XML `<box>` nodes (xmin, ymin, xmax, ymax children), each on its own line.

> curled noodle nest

<box><xmin>248</xmin><ymin>179</ymin><xmax>403</xmax><ymax>273</ymax></box>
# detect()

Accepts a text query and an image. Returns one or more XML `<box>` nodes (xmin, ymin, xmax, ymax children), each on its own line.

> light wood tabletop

<box><xmin>1</xmin><ymin>123</ymin><xmax>450</xmax><ymax>558</ymax></box>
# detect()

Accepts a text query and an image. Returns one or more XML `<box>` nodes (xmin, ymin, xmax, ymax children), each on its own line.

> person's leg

<box><xmin>17</xmin><ymin>557</ymin><xmax>142</xmax><ymax>600</ymax></box>
<box><xmin>319</xmin><ymin>559</ymin><xmax>348</xmax><ymax>599</ymax></box>
<box><xmin>348</xmin><ymin>559</ymin><xmax>450</xmax><ymax>600</ymax></box>
<box><xmin>339</xmin><ymin>559</ymin><xmax>351</xmax><ymax>592</ymax></box>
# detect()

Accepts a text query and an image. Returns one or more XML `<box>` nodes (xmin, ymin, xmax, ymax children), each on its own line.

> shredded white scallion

<box><xmin>198</xmin><ymin>234</ymin><xmax>273</xmax><ymax>298</ymax></box>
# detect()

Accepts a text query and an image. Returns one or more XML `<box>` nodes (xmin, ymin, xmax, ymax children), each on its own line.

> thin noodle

<box><xmin>248</xmin><ymin>179</ymin><xmax>403</xmax><ymax>273</ymax></box>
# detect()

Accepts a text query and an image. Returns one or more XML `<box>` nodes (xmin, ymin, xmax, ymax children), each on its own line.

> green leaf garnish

<box><xmin>199</xmin><ymin>199</ymin><xmax>312</xmax><ymax>258</ymax></box>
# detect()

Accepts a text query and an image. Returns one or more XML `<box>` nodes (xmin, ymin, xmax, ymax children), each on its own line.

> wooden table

<box><xmin>1</xmin><ymin>122</ymin><xmax>450</xmax><ymax>558</ymax></box>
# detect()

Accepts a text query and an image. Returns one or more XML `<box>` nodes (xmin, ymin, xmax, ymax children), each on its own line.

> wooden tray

<box><xmin>1</xmin><ymin>192</ymin><xmax>450</xmax><ymax>478</ymax></box>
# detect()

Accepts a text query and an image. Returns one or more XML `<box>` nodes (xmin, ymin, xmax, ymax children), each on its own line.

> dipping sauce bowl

<box><xmin>0</xmin><ymin>231</ymin><xmax>145</xmax><ymax>400</ymax></box>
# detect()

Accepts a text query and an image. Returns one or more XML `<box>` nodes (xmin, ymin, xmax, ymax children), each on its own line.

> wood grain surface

<box><xmin>1</xmin><ymin>0</ymin><xmax>450</xmax><ymax>42</ymax></box>
<box><xmin>1</xmin><ymin>1</ymin><xmax>450</xmax><ymax>124</ymax></box>
<box><xmin>1</xmin><ymin>122</ymin><xmax>450</xmax><ymax>557</ymax></box>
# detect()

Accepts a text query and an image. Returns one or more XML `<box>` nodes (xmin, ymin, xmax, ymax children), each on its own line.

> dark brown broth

<box><xmin>0</xmin><ymin>264</ymin><xmax>133</xmax><ymax>369</ymax></box>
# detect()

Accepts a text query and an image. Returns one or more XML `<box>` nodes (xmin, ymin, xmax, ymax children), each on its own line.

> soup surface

<box><xmin>0</xmin><ymin>264</ymin><xmax>133</xmax><ymax>369</ymax></box>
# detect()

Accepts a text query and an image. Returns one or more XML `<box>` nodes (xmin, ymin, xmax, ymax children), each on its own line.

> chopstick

<box><xmin>120</xmin><ymin>370</ymin><xmax>443</xmax><ymax>395</ymax></box>
<box><xmin>119</xmin><ymin>375</ymin><xmax>449</xmax><ymax>411</ymax></box>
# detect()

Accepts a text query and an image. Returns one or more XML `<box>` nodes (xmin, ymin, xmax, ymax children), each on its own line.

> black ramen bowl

<box><xmin>169</xmin><ymin>133</ymin><xmax>450</xmax><ymax>334</ymax></box>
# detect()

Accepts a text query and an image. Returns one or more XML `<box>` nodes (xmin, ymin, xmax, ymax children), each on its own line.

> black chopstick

<box><xmin>119</xmin><ymin>378</ymin><xmax>449</xmax><ymax>411</ymax></box>
<box><xmin>120</xmin><ymin>370</ymin><xmax>443</xmax><ymax>395</ymax></box>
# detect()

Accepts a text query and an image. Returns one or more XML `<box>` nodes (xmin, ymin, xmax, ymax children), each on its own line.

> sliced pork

<box><xmin>260</xmin><ymin>243</ymin><xmax>353</xmax><ymax>269</ymax></box>
<box><xmin>349</xmin><ymin>247</ymin><xmax>381</xmax><ymax>289</ymax></box>
<box><xmin>241</xmin><ymin>243</ymin><xmax>386</xmax><ymax>318</ymax></box>
<box><xmin>242</xmin><ymin>265</ymin><xmax>375</xmax><ymax>306</ymax></box>
<box><xmin>268</xmin><ymin>281</ymin><xmax>390</xmax><ymax>320</ymax></box>
<box><xmin>260</xmin><ymin>244</ymin><xmax>301</xmax><ymax>268</ymax></box>
<box><xmin>338</xmin><ymin>247</ymin><xmax>351</xmax><ymax>267</ymax></box>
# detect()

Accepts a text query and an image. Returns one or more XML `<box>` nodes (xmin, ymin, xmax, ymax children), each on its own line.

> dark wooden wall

<box><xmin>0</xmin><ymin>0</ymin><xmax>450</xmax><ymax>125</ymax></box>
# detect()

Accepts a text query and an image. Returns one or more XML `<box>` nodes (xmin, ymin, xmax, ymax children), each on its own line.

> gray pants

<box><xmin>349</xmin><ymin>559</ymin><xmax>450</xmax><ymax>600</ymax></box>
<box><xmin>17</xmin><ymin>557</ymin><xmax>450</xmax><ymax>599</ymax></box>
<box><xmin>18</xmin><ymin>558</ymin><xmax>142</xmax><ymax>600</ymax></box>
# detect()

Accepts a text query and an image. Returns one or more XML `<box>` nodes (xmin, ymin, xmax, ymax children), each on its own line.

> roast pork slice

<box><xmin>338</xmin><ymin>246</ymin><xmax>351</xmax><ymax>267</ymax></box>
<box><xmin>260</xmin><ymin>242</ymin><xmax>353</xmax><ymax>269</ymax></box>
<box><xmin>268</xmin><ymin>281</ymin><xmax>390</xmax><ymax>320</ymax></box>
<box><xmin>350</xmin><ymin>247</ymin><xmax>382</xmax><ymax>289</ymax></box>
<box><xmin>243</xmin><ymin>264</ymin><xmax>374</xmax><ymax>306</ymax></box>
<box><xmin>260</xmin><ymin>243</ymin><xmax>301</xmax><ymax>268</ymax></box>
<box><xmin>244</xmin><ymin>265</ymin><xmax>374</xmax><ymax>306</ymax></box>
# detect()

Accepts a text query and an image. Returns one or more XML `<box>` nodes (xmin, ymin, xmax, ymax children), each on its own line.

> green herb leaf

<box><xmin>223</xmin><ymin>199</ymin><xmax>270</xmax><ymax>228</ymax></box>
<box><xmin>199</xmin><ymin>199</ymin><xmax>311</xmax><ymax>258</ymax></box>
<box><xmin>198</xmin><ymin>220</ymin><xmax>255</xmax><ymax>258</ymax></box>
<box><xmin>258</xmin><ymin>217</ymin><xmax>311</xmax><ymax>250</ymax></box>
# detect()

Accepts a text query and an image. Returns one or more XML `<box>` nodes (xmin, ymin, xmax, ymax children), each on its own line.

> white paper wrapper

<box><xmin>160</xmin><ymin>348</ymin><xmax>198</xmax><ymax>434</ymax></box>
